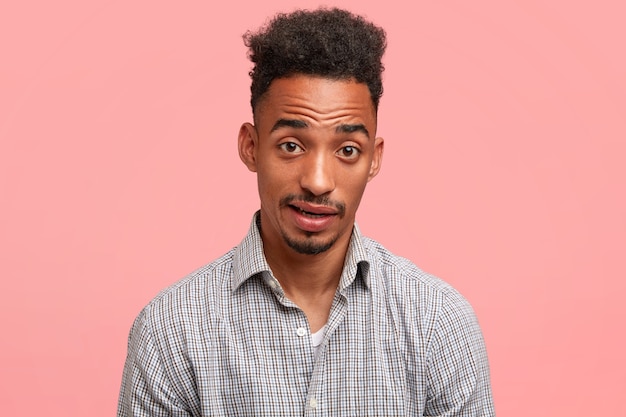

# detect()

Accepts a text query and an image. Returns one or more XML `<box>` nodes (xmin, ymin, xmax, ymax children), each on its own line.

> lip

<box><xmin>287</xmin><ymin>205</ymin><xmax>338</xmax><ymax>233</ymax></box>
<box><xmin>289</xmin><ymin>201</ymin><xmax>339</xmax><ymax>215</ymax></box>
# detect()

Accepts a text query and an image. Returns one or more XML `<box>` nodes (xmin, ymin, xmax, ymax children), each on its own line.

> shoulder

<box><xmin>362</xmin><ymin>236</ymin><xmax>468</xmax><ymax>303</ymax></box>
<box><xmin>360</xmin><ymin>236</ymin><xmax>480</xmax><ymax>336</ymax></box>
<box><xmin>137</xmin><ymin>248</ymin><xmax>236</xmax><ymax>333</ymax></box>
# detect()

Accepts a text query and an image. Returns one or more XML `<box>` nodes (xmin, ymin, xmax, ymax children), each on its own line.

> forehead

<box><xmin>254</xmin><ymin>75</ymin><xmax>377</xmax><ymax>132</ymax></box>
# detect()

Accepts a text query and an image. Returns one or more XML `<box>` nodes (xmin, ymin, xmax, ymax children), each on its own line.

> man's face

<box><xmin>238</xmin><ymin>75</ymin><xmax>384</xmax><ymax>256</ymax></box>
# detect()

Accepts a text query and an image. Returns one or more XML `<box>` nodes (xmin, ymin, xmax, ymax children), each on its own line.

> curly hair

<box><xmin>243</xmin><ymin>8</ymin><xmax>387</xmax><ymax>114</ymax></box>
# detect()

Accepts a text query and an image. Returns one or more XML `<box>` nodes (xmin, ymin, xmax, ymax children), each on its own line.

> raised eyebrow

<box><xmin>336</xmin><ymin>123</ymin><xmax>369</xmax><ymax>137</ymax></box>
<box><xmin>270</xmin><ymin>119</ymin><xmax>309</xmax><ymax>132</ymax></box>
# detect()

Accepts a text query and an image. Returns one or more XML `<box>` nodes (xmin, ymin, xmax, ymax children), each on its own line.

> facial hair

<box><xmin>278</xmin><ymin>193</ymin><xmax>346</xmax><ymax>255</ymax></box>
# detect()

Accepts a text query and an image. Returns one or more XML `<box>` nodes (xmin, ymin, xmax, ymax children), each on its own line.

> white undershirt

<box><xmin>311</xmin><ymin>325</ymin><xmax>326</xmax><ymax>355</ymax></box>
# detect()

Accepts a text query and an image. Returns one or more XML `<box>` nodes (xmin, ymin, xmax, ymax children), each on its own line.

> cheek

<box><xmin>256</xmin><ymin>166</ymin><xmax>290</xmax><ymax>197</ymax></box>
<box><xmin>339</xmin><ymin>165</ymin><xmax>370</xmax><ymax>192</ymax></box>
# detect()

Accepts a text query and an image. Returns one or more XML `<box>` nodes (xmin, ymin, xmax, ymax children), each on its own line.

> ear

<box><xmin>238</xmin><ymin>122</ymin><xmax>259</xmax><ymax>172</ymax></box>
<box><xmin>367</xmin><ymin>136</ymin><xmax>384</xmax><ymax>182</ymax></box>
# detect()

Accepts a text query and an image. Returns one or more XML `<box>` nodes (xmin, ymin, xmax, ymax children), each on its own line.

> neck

<box><xmin>266</xmin><ymin>246</ymin><xmax>347</xmax><ymax>332</ymax></box>
<box><xmin>258</xmin><ymin>215</ymin><xmax>353</xmax><ymax>332</ymax></box>
<box><xmin>265</xmin><ymin>243</ymin><xmax>347</xmax><ymax>295</ymax></box>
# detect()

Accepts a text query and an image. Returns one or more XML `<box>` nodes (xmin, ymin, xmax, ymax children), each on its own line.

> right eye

<box><xmin>278</xmin><ymin>142</ymin><xmax>304</xmax><ymax>153</ymax></box>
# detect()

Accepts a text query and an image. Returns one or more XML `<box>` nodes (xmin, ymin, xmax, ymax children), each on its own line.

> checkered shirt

<box><xmin>118</xmin><ymin>214</ymin><xmax>495</xmax><ymax>416</ymax></box>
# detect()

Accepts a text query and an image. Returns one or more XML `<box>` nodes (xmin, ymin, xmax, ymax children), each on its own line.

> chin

<box><xmin>282</xmin><ymin>234</ymin><xmax>337</xmax><ymax>255</ymax></box>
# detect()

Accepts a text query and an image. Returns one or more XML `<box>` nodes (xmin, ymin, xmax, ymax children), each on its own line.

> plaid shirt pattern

<box><xmin>118</xmin><ymin>214</ymin><xmax>495</xmax><ymax>416</ymax></box>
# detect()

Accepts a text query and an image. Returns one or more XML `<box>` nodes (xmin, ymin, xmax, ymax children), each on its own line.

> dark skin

<box><xmin>238</xmin><ymin>75</ymin><xmax>384</xmax><ymax>331</ymax></box>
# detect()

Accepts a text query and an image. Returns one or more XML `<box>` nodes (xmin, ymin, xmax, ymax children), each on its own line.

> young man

<box><xmin>118</xmin><ymin>8</ymin><xmax>495</xmax><ymax>416</ymax></box>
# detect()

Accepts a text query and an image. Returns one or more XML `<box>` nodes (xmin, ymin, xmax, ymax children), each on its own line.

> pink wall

<box><xmin>1</xmin><ymin>1</ymin><xmax>624</xmax><ymax>415</ymax></box>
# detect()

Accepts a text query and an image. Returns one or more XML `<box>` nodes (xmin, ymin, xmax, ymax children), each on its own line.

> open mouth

<box><xmin>290</xmin><ymin>205</ymin><xmax>333</xmax><ymax>218</ymax></box>
<box><xmin>284</xmin><ymin>200</ymin><xmax>341</xmax><ymax>233</ymax></box>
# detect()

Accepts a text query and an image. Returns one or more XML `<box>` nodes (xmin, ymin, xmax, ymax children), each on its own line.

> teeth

<box><xmin>299</xmin><ymin>208</ymin><xmax>324</xmax><ymax>217</ymax></box>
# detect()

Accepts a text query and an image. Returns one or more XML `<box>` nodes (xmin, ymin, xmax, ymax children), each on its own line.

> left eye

<box><xmin>338</xmin><ymin>146</ymin><xmax>360</xmax><ymax>159</ymax></box>
<box><xmin>279</xmin><ymin>142</ymin><xmax>304</xmax><ymax>153</ymax></box>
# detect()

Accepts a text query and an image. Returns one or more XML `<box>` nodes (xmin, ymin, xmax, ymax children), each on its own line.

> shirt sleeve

<box><xmin>424</xmin><ymin>290</ymin><xmax>496</xmax><ymax>416</ymax></box>
<box><xmin>117</xmin><ymin>309</ymin><xmax>192</xmax><ymax>417</ymax></box>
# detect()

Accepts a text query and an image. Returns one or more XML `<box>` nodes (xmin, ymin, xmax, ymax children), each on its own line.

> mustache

<box><xmin>280</xmin><ymin>194</ymin><xmax>346</xmax><ymax>217</ymax></box>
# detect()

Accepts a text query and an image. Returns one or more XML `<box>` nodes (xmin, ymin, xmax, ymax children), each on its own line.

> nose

<box><xmin>300</xmin><ymin>152</ymin><xmax>336</xmax><ymax>196</ymax></box>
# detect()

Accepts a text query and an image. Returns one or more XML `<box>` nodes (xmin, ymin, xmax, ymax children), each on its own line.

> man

<box><xmin>118</xmin><ymin>8</ymin><xmax>495</xmax><ymax>416</ymax></box>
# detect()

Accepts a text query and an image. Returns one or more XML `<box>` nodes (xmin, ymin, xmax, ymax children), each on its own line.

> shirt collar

<box><xmin>231</xmin><ymin>212</ymin><xmax>371</xmax><ymax>292</ymax></box>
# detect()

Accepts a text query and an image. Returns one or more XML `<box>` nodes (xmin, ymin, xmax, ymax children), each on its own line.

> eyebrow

<box><xmin>270</xmin><ymin>119</ymin><xmax>308</xmax><ymax>132</ymax></box>
<box><xmin>336</xmin><ymin>123</ymin><xmax>369</xmax><ymax>137</ymax></box>
<box><xmin>271</xmin><ymin>118</ymin><xmax>370</xmax><ymax>137</ymax></box>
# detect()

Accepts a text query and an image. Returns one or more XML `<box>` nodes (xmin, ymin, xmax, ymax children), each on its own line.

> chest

<box><xmin>186</xmin><ymin>287</ymin><xmax>427</xmax><ymax>416</ymax></box>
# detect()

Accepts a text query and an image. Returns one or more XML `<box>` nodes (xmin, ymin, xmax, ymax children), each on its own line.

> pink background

<box><xmin>1</xmin><ymin>1</ymin><xmax>625</xmax><ymax>415</ymax></box>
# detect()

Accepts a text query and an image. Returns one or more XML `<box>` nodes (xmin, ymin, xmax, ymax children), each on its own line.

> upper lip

<box><xmin>290</xmin><ymin>201</ymin><xmax>338</xmax><ymax>215</ymax></box>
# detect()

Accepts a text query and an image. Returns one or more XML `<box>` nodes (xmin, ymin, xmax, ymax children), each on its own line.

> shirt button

<box><xmin>296</xmin><ymin>327</ymin><xmax>307</xmax><ymax>337</ymax></box>
<box><xmin>309</xmin><ymin>397</ymin><xmax>318</xmax><ymax>409</ymax></box>
<box><xmin>268</xmin><ymin>279</ymin><xmax>278</xmax><ymax>289</ymax></box>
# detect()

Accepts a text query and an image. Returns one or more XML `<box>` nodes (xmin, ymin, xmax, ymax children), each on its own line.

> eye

<box><xmin>337</xmin><ymin>145</ymin><xmax>360</xmax><ymax>160</ymax></box>
<box><xmin>278</xmin><ymin>142</ymin><xmax>304</xmax><ymax>153</ymax></box>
